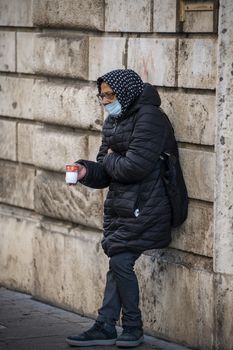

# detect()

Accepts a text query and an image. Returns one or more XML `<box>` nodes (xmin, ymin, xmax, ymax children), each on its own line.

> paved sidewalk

<box><xmin>0</xmin><ymin>287</ymin><xmax>190</xmax><ymax>350</ymax></box>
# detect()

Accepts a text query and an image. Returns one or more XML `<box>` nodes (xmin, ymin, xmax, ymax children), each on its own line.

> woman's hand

<box><xmin>77</xmin><ymin>165</ymin><xmax>87</xmax><ymax>180</ymax></box>
<box><xmin>68</xmin><ymin>164</ymin><xmax>86</xmax><ymax>186</ymax></box>
<box><xmin>107</xmin><ymin>148</ymin><xmax>113</xmax><ymax>154</ymax></box>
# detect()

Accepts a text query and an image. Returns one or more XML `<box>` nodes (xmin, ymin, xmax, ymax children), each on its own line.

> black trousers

<box><xmin>96</xmin><ymin>251</ymin><xmax>142</xmax><ymax>328</ymax></box>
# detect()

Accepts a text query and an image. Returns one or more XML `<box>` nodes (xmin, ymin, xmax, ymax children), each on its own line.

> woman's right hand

<box><xmin>77</xmin><ymin>165</ymin><xmax>87</xmax><ymax>181</ymax></box>
<box><xmin>68</xmin><ymin>164</ymin><xmax>86</xmax><ymax>186</ymax></box>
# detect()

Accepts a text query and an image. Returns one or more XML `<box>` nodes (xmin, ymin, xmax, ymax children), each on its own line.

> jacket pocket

<box><xmin>113</xmin><ymin>184</ymin><xmax>141</xmax><ymax>218</ymax></box>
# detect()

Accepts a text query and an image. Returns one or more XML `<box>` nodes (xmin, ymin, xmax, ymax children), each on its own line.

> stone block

<box><xmin>0</xmin><ymin>0</ymin><xmax>33</xmax><ymax>27</ymax></box>
<box><xmin>170</xmin><ymin>200</ymin><xmax>213</xmax><ymax>257</ymax></box>
<box><xmin>0</xmin><ymin>76</ymin><xmax>34</xmax><ymax>119</ymax></box>
<box><xmin>33</xmin><ymin>0</ymin><xmax>104</xmax><ymax>31</ymax></box>
<box><xmin>0</xmin><ymin>119</ymin><xmax>16</xmax><ymax>161</ymax></box>
<box><xmin>214</xmin><ymin>274</ymin><xmax>233</xmax><ymax>349</ymax></box>
<box><xmin>88</xmin><ymin>134</ymin><xmax>102</xmax><ymax>162</ymax></box>
<box><xmin>34</xmin><ymin>169</ymin><xmax>103</xmax><ymax>230</ymax></box>
<box><xmin>136</xmin><ymin>250</ymin><xmax>214</xmax><ymax>349</ymax></box>
<box><xmin>33</xmin><ymin>219</ymin><xmax>108</xmax><ymax>315</ymax></box>
<box><xmin>32</xmin><ymin>80</ymin><xmax>103</xmax><ymax>130</ymax></box>
<box><xmin>183</xmin><ymin>11</ymin><xmax>214</xmax><ymax>33</ymax></box>
<box><xmin>214</xmin><ymin>0</ymin><xmax>233</xmax><ymax>276</ymax></box>
<box><xmin>18</xmin><ymin>123</ymin><xmax>38</xmax><ymax>164</ymax></box>
<box><xmin>17</xmin><ymin>32</ymin><xmax>35</xmax><ymax>74</ymax></box>
<box><xmin>179</xmin><ymin>148</ymin><xmax>215</xmax><ymax>202</ymax></box>
<box><xmin>178</xmin><ymin>39</ymin><xmax>217</xmax><ymax>89</ymax></box>
<box><xmin>153</xmin><ymin>0</ymin><xmax>177</xmax><ymax>32</ymax></box>
<box><xmin>0</xmin><ymin>161</ymin><xmax>34</xmax><ymax>209</ymax></box>
<box><xmin>128</xmin><ymin>38</ymin><xmax>176</xmax><ymax>86</ymax></box>
<box><xmin>0</xmin><ymin>205</ymin><xmax>39</xmax><ymax>292</ymax></box>
<box><xmin>105</xmin><ymin>0</ymin><xmax>151</xmax><ymax>32</ymax></box>
<box><xmin>33</xmin><ymin>126</ymin><xmax>88</xmax><ymax>172</ymax></box>
<box><xmin>0</xmin><ymin>31</ymin><xmax>15</xmax><ymax>71</ymax></box>
<box><xmin>159</xmin><ymin>89</ymin><xmax>216</xmax><ymax>145</ymax></box>
<box><xmin>89</xmin><ymin>37</ymin><xmax>126</xmax><ymax>81</ymax></box>
<box><xmin>33</xmin><ymin>34</ymin><xmax>88</xmax><ymax>79</ymax></box>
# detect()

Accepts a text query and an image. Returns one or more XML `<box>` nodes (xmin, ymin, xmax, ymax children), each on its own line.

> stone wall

<box><xmin>0</xmin><ymin>0</ymin><xmax>232</xmax><ymax>349</ymax></box>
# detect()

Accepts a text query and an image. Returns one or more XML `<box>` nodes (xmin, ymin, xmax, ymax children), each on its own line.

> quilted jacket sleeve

<box><xmin>103</xmin><ymin>110</ymin><xmax>168</xmax><ymax>184</ymax></box>
<box><xmin>76</xmin><ymin>136</ymin><xmax>111</xmax><ymax>189</ymax></box>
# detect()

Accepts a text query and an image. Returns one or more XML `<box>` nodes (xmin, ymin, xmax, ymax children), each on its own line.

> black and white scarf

<box><xmin>97</xmin><ymin>69</ymin><xmax>144</xmax><ymax>116</ymax></box>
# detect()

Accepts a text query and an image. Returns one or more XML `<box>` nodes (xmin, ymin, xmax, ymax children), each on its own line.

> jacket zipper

<box><xmin>113</xmin><ymin>118</ymin><xmax>118</xmax><ymax>133</ymax></box>
<box><xmin>134</xmin><ymin>182</ymin><xmax>143</xmax><ymax>217</ymax></box>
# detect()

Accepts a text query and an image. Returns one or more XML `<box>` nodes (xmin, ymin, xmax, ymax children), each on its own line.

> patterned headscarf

<box><xmin>97</xmin><ymin>69</ymin><xmax>144</xmax><ymax>116</ymax></box>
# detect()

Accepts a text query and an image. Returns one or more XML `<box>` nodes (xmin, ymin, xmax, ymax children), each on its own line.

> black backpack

<box><xmin>159</xmin><ymin>110</ymin><xmax>189</xmax><ymax>228</ymax></box>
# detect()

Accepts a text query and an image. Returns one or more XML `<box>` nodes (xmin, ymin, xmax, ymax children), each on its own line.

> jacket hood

<box><xmin>139</xmin><ymin>83</ymin><xmax>161</xmax><ymax>106</ymax></box>
<box><xmin>97</xmin><ymin>69</ymin><xmax>144</xmax><ymax>116</ymax></box>
<box><xmin>126</xmin><ymin>83</ymin><xmax>161</xmax><ymax>116</ymax></box>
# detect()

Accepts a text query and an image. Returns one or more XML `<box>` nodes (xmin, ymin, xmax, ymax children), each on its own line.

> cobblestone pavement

<box><xmin>0</xmin><ymin>287</ymin><xmax>190</xmax><ymax>350</ymax></box>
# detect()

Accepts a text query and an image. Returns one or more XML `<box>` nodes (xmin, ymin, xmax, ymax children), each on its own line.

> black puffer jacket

<box><xmin>78</xmin><ymin>70</ymin><xmax>178</xmax><ymax>257</ymax></box>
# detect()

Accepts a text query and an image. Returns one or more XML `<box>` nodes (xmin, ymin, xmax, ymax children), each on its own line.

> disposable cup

<box><xmin>65</xmin><ymin>164</ymin><xmax>79</xmax><ymax>184</ymax></box>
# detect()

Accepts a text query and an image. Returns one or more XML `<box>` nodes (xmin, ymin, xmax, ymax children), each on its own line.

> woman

<box><xmin>66</xmin><ymin>69</ymin><xmax>178</xmax><ymax>348</ymax></box>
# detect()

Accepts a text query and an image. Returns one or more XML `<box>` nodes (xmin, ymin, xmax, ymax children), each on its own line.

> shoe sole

<box><xmin>66</xmin><ymin>338</ymin><xmax>117</xmax><ymax>347</ymax></box>
<box><xmin>116</xmin><ymin>335</ymin><xmax>144</xmax><ymax>348</ymax></box>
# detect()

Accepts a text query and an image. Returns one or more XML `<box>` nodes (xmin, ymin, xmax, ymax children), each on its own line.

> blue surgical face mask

<box><xmin>104</xmin><ymin>100</ymin><xmax>122</xmax><ymax>117</ymax></box>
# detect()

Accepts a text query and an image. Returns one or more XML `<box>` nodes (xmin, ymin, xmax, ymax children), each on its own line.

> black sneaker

<box><xmin>116</xmin><ymin>326</ymin><xmax>144</xmax><ymax>348</ymax></box>
<box><xmin>66</xmin><ymin>321</ymin><xmax>117</xmax><ymax>347</ymax></box>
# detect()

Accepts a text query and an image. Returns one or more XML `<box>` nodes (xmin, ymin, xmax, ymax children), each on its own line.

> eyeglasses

<box><xmin>96</xmin><ymin>92</ymin><xmax>116</xmax><ymax>101</ymax></box>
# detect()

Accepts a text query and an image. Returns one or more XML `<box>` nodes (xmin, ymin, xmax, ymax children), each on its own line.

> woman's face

<box><xmin>100</xmin><ymin>82</ymin><xmax>117</xmax><ymax>105</ymax></box>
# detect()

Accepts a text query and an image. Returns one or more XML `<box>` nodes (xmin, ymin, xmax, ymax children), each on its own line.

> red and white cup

<box><xmin>65</xmin><ymin>164</ymin><xmax>79</xmax><ymax>184</ymax></box>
